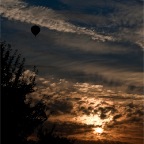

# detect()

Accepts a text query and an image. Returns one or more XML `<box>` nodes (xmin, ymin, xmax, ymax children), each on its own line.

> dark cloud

<box><xmin>23</xmin><ymin>0</ymin><xmax>69</xmax><ymax>10</ymax></box>
<box><xmin>49</xmin><ymin>99</ymin><xmax>73</xmax><ymax>114</ymax></box>
<box><xmin>2</xmin><ymin>18</ymin><xmax>143</xmax><ymax>91</ymax></box>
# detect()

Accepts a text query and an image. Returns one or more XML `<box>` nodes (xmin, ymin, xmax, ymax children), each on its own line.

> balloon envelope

<box><xmin>31</xmin><ymin>25</ymin><xmax>40</xmax><ymax>36</ymax></box>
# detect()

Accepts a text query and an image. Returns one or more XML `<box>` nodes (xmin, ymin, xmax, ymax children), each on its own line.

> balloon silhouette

<box><xmin>31</xmin><ymin>25</ymin><xmax>40</xmax><ymax>37</ymax></box>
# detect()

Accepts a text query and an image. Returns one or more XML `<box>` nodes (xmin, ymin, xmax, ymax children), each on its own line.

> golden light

<box><xmin>74</xmin><ymin>114</ymin><xmax>113</xmax><ymax>126</ymax></box>
<box><xmin>93</xmin><ymin>127</ymin><xmax>103</xmax><ymax>134</ymax></box>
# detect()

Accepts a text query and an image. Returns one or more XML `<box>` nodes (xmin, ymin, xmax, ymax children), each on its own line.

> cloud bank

<box><xmin>25</xmin><ymin>75</ymin><xmax>144</xmax><ymax>144</ymax></box>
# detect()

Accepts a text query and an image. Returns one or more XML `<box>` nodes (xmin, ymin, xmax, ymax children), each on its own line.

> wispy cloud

<box><xmin>1</xmin><ymin>0</ymin><xmax>114</xmax><ymax>42</ymax></box>
<box><xmin>61</xmin><ymin>0</ymin><xmax>144</xmax><ymax>49</ymax></box>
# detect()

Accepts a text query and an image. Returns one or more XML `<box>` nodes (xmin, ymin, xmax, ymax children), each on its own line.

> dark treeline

<box><xmin>1</xmin><ymin>41</ymin><xmax>74</xmax><ymax>144</ymax></box>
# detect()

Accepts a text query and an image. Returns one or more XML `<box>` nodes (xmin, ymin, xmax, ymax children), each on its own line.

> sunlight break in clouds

<box><xmin>75</xmin><ymin>113</ymin><xmax>113</xmax><ymax>127</ymax></box>
<box><xmin>93</xmin><ymin>127</ymin><xmax>103</xmax><ymax>134</ymax></box>
<box><xmin>25</xmin><ymin>75</ymin><xmax>144</xmax><ymax>143</ymax></box>
<box><xmin>0</xmin><ymin>0</ymin><xmax>114</xmax><ymax>42</ymax></box>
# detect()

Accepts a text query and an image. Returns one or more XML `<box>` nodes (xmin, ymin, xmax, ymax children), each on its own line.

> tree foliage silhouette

<box><xmin>1</xmin><ymin>41</ymin><xmax>74</xmax><ymax>144</ymax></box>
<box><xmin>1</xmin><ymin>41</ymin><xmax>47</xmax><ymax>144</ymax></box>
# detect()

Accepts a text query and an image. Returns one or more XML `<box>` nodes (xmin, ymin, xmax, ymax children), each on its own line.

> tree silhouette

<box><xmin>1</xmin><ymin>41</ymin><xmax>47</xmax><ymax>144</ymax></box>
<box><xmin>1</xmin><ymin>41</ymin><xmax>74</xmax><ymax>144</ymax></box>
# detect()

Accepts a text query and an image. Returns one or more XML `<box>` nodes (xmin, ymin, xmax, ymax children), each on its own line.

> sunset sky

<box><xmin>1</xmin><ymin>0</ymin><xmax>144</xmax><ymax>144</ymax></box>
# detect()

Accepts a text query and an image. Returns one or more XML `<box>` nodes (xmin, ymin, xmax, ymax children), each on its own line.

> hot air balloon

<box><xmin>31</xmin><ymin>25</ymin><xmax>40</xmax><ymax>37</ymax></box>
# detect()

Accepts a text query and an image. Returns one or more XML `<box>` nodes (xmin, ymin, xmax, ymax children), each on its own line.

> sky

<box><xmin>1</xmin><ymin>0</ymin><xmax>144</xmax><ymax>144</ymax></box>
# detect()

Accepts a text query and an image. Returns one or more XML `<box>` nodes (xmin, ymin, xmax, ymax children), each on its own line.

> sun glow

<box><xmin>93</xmin><ymin>127</ymin><xmax>103</xmax><ymax>134</ymax></box>
<box><xmin>74</xmin><ymin>114</ymin><xmax>113</xmax><ymax>126</ymax></box>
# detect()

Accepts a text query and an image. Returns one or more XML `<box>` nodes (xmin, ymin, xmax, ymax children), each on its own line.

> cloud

<box><xmin>2</xmin><ymin>18</ymin><xmax>143</xmax><ymax>93</ymax></box>
<box><xmin>0</xmin><ymin>0</ymin><xmax>114</xmax><ymax>42</ymax></box>
<box><xmin>1</xmin><ymin>0</ymin><xmax>143</xmax><ymax>90</ymax></box>
<box><xmin>61</xmin><ymin>0</ymin><xmax>144</xmax><ymax>49</ymax></box>
<box><xmin>24</xmin><ymin>74</ymin><xmax>144</xmax><ymax>143</ymax></box>
<box><xmin>2</xmin><ymin>0</ymin><xmax>143</xmax><ymax>143</ymax></box>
